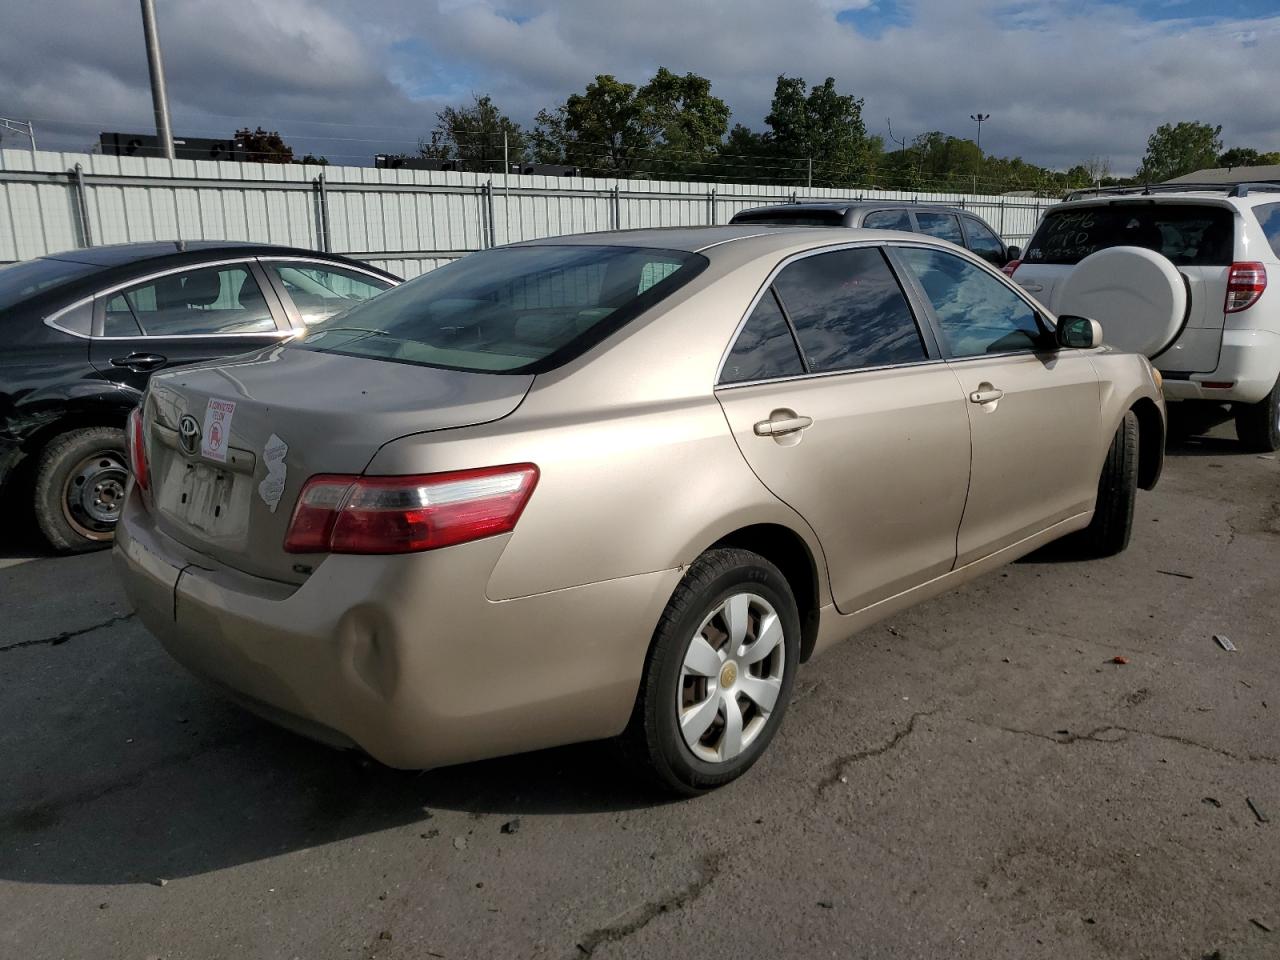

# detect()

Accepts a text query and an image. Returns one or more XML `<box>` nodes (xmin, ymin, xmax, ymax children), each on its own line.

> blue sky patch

<box><xmin>836</xmin><ymin>1</ymin><xmax>911</xmax><ymax>38</ymax></box>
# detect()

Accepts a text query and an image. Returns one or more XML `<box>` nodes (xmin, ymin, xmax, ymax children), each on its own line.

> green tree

<box><xmin>533</xmin><ymin>69</ymin><xmax>729</xmax><ymax>178</ymax></box>
<box><xmin>1218</xmin><ymin>146</ymin><xmax>1280</xmax><ymax>168</ymax></box>
<box><xmin>420</xmin><ymin>95</ymin><xmax>527</xmax><ymax>170</ymax></box>
<box><xmin>236</xmin><ymin>127</ymin><xmax>293</xmax><ymax>164</ymax></box>
<box><xmin>1137</xmin><ymin>121</ymin><xmax>1223</xmax><ymax>182</ymax></box>
<box><xmin>762</xmin><ymin>76</ymin><xmax>872</xmax><ymax>185</ymax></box>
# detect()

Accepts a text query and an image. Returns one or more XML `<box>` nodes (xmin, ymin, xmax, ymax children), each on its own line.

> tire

<box><xmin>1234</xmin><ymin>375</ymin><xmax>1280</xmax><ymax>453</ymax></box>
<box><xmin>624</xmin><ymin>548</ymin><xmax>801</xmax><ymax>795</ymax></box>
<box><xmin>1080</xmin><ymin>411</ymin><xmax>1138</xmax><ymax>558</ymax></box>
<box><xmin>33</xmin><ymin>427</ymin><xmax>129</xmax><ymax>553</ymax></box>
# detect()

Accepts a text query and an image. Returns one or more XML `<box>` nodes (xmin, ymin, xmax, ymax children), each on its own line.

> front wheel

<box><xmin>625</xmin><ymin>548</ymin><xmax>800</xmax><ymax>795</ymax></box>
<box><xmin>1234</xmin><ymin>375</ymin><xmax>1280</xmax><ymax>452</ymax></box>
<box><xmin>33</xmin><ymin>426</ymin><xmax>129</xmax><ymax>553</ymax></box>
<box><xmin>1079</xmin><ymin>411</ymin><xmax>1138</xmax><ymax>558</ymax></box>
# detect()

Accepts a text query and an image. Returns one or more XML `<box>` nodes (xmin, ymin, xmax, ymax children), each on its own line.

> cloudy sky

<box><xmin>3</xmin><ymin>0</ymin><xmax>1279</xmax><ymax>175</ymax></box>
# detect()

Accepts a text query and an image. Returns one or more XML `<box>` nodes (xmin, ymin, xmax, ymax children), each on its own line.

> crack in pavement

<box><xmin>972</xmin><ymin>720</ymin><xmax>1278</xmax><ymax>766</ymax></box>
<box><xmin>818</xmin><ymin>710</ymin><xmax>937</xmax><ymax>795</ymax></box>
<box><xmin>571</xmin><ymin>851</ymin><xmax>725</xmax><ymax>957</ymax></box>
<box><xmin>0</xmin><ymin>612</ymin><xmax>136</xmax><ymax>654</ymax></box>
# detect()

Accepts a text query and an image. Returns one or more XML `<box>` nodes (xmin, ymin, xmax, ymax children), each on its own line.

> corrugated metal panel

<box><xmin>1</xmin><ymin>149</ymin><xmax>1059</xmax><ymax>275</ymax></box>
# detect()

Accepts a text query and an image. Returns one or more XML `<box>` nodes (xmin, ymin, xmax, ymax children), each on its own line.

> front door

<box><xmin>893</xmin><ymin>244</ymin><xmax>1101</xmax><ymax>565</ymax></box>
<box><xmin>88</xmin><ymin>260</ymin><xmax>291</xmax><ymax>398</ymax></box>
<box><xmin>716</xmin><ymin>245</ymin><xmax>972</xmax><ymax>614</ymax></box>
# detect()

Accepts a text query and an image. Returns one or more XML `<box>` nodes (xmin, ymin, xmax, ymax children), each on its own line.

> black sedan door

<box><xmin>88</xmin><ymin>259</ymin><xmax>293</xmax><ymax>397</ymax></box>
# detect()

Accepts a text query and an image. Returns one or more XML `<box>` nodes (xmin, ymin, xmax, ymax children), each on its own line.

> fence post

<box><xmin>998</xmin><ymin>200</ymin><xmax>1006</xmax><ymax>237</ymax></box>
<box><xmin>71</xmin><ymin>163</ymin><xmax>93</xmax><ymax>247</ymax></box>
<box><xmin>485</xmin><ymin>180</ymin><xmax>496</xmax><ymax>248</ymax></box>
<box><xmin>315</xmin><ymin>172</ymin><xmax>332</xmax><ymax>253</ymax></box>
<box><xmin>708</xmin><ymin>187</ymin><xmax>717</xmax><ymax>225</ymax></box>
<box><xmin>611</xmin><ymin>183</ymin><xmax>621</xmax><ymax>230</ymax></box>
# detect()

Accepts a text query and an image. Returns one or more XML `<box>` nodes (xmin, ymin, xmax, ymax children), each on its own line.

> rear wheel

<box><xmin>1234</xmin><ymin>375</ymin><xmax>1280</xmax><ymax>453</ymax></box>
<box><xmin>1079</xmin><ymin>411</ymin><xmax>1138</xmax><ymax>558</ymax></box>
<box><xmin>33</xmin><ymin>427</ymin><xmax>129</xmax><ymax>553</ymax></box>
<box><xmin>625</xmin><ymin>548</ymin><xmax>800</xmax><ymax>795</ymax></box>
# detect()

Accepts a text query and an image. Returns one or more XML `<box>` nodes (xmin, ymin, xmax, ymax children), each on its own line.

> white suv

<box><xmin>1006</xmin><ymin>184</ymin><xmax>1280</xmax><ymax>450</ymax></box>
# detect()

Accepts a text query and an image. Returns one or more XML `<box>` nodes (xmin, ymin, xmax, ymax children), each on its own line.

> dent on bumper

<box><xmin>114</xmin><ymin>492</ymin><xmax>681</xmax><ymax>769</ymax></box>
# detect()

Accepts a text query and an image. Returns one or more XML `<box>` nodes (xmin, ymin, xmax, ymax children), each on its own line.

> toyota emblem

<box><xmin>178</xmin><ymin>414</ymin><xmax>201</xmax><ymax>455</ymax></box>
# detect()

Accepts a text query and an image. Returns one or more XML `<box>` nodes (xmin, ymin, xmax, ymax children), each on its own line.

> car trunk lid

<box><xmin>144</xmin><ymin>344</ymin><xmax>532</xmax><ymax>583</ymax></box>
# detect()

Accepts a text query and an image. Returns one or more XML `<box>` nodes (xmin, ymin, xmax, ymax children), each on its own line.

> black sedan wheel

<box><xmin>33</xmin><ymin>427</ymin><xmax>129</xmax><ymax>552</ymax></box>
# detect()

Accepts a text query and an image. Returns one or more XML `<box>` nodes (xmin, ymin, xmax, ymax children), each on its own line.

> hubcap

<box><xmin>62</xmin><ymin>451</ymin><xmax>129</xmax><ymax>541</ymax></box>
<box><xmin>677</xmin><ymin>592</ymin><xmax>785</xmax><ymax>764</ymax></box>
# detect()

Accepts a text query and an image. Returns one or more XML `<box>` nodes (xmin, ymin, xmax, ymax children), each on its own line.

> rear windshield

<box><xmin>0</xmin><ymin>257</ymin><xmax>99</xmax><ymax>310</ymax></box>
<box><xmin>295</xmin><ymin>245</ymin><xmax>706</xmax><ymax>373</ymax></box>
<box><xmin>730</xmin><ymin>209</ymin><xmax>845</xmax><ymax>227</ymax></box>
<box><xmin>1025</xmin><ymin>203</ymin><xmax>1234</xmax><ymax>266</ymax></box>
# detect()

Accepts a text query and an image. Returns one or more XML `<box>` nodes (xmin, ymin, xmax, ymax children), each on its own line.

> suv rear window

<box><xmin>295</xmin><ymin>245</ymin><xmax>706</xmax><ymax>374</ymax></box>
<box><xmin>730</xmin><ymin>209</ymin><xmax>845</xmax><ymax>227</ymax></box>
<box><xmin>1025</xmin><ymin>203</ymin><xmax>1234</xmax><ymax>266</ymax></box>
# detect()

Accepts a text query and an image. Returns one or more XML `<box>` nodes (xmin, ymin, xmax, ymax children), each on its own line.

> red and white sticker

<box><xmin>201</xmin><ymin>398</ymin><xmax>236</xmax><ymax>463</ymax></box>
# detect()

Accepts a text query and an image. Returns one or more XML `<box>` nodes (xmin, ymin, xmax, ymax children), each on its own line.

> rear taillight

<box><xmin>1001</xmin><ymin>259</ymin><xmax>1021</xmax><ymax>277</ymax></box>
<box><xmin>284</xmin><ymin>464</ymin><xmax>539</xmax><ymax>554</ymax></box>
<box><xmin>126</xmin><ymin>407</ymin><xmax>149</xmax><ymax>492</ymax></box>
<box><xmin>1225</xmin><ymin>261</ymin><xmax>1267</xmax><ymax>313</ymax></box>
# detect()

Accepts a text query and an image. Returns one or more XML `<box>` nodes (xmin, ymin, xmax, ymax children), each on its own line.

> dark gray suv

<box><xmin>729</xmin><ymin>201</ymin><xmax>1018</xmax><ymax>268</ymax></box>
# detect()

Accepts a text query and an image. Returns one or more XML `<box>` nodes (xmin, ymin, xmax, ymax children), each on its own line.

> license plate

<box><xmin>181</xmin><ymin>463</ymin><xmax>232</xmax><ymax>532</ymax></box>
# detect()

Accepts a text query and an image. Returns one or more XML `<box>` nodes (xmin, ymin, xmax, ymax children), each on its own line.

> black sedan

<box><xmin>0</xmin><ymin>241</ymin><xmax>399</xmax><ymax>552</ymax></box>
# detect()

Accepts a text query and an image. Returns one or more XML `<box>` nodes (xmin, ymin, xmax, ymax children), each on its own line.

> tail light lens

<box><xmin>1001</xmin><ymin>259</ymin><xmax>1021</xmax><ymax>277</ymax></box>
<box><xmin>1225</xmin><ymin>261</ymin><xmax>1267</xmax><ymax>313</ymax></box>
<box><xmin>284</xmin><ymin>464</ymin><xmax>539</xmax><ymax>554</ymax></box>
<box><xmin>126</xmin><ymin>406</ymin><xmax>149</xmax><ymax>492</ymax></box>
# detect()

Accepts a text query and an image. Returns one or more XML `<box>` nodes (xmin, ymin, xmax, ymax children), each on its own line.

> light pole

<box><xmin>969</xmin><ymin>113</ymin><xmax>990</xmax><ymax>154</ymax></box>
<box><xmin>139</xmin><ymin>0</ymin><xmax>175</xmax><ymax>160</ymax></box>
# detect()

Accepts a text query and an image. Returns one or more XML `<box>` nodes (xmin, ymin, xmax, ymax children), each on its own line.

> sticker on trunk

<box><xmin>258</xmin><ymin>433</ymin><xmax>289</xmax><ymax>513</ymax></box>
<box><xmin>201</xmin><ymin>398</ymin><xmax>236</xmax><ymax>463</ymax></box>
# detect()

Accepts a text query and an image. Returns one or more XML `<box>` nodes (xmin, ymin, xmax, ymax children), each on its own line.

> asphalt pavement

<box><xmin>1</xmin><ymin>419</ymin><xmax>1277</xmax><ymax>960</ymax></box>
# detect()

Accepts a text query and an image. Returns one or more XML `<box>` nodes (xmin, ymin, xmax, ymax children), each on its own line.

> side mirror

<box><xmin>1005</xmin><ymin>245</ymin><xmax>1021</xmax><ymax>263</ymax></box>
<box><xmin>1056</xmin><ymin>314</ymin><xmax>1103</xmax><ymax>349</ymax></box>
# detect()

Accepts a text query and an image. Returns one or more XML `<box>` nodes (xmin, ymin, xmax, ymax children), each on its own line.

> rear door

<box><xmin>894</xmin><ymin>244</ymin><xmax>1101</xmax><ymax>564</ymax></box>
<box><xmin>716</xmin><ymin>244</ymin><xmax>972</xmax><ymax>614</ymax></box>
<box><xmin>88</xmin><ymin>260</ymin><xmax>292</xmax><ymax>394</ymax></box>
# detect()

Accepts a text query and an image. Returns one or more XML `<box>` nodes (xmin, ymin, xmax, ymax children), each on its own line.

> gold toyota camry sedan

<box><xmin>115</xmin><ymin>226</ymin><xmax>1165</xmax><ymax>793</ymax></box>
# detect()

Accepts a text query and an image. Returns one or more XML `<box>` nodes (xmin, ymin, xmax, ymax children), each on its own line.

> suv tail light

<box><xmin>1001</xmin><ymin>259</ymin><xmax>1021</xmax><ymax>277</ymax></box>
<box><xmin>126</xmin><ymin>406</ymin><xmax>149</xmax><ymax>492</ymax></box>
<box><xmin>1225</xmin><ymin>261</ymin><xmax>1267</xmax><ymax>313</ymax></box>
<box><xmin>284</xmin><ymin>464</ymin><xmax>539</xmax><ymax>554</ymax></box>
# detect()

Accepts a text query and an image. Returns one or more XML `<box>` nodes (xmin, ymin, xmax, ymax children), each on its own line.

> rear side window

<box><xmin>104</xmin><ymin>265</ymin><xmax>278</xmax><ymax>337</ymax></box>
<box><xmin>963</xmin><ymin>218</ymin><xmax>1007</xmax><ymax>265</ymax></box>
<box><xmin>730</xmin><ymin>209</ymin><xmax>845</xmax><ymax>227</ymax></box>
<box><xmin>861</xmin><ymin>209</ymin><xmax>912</xmax><ymax>230</ymax></box>
<box><xmin>771</xmin><ymin>247</ymin><xmax>926</xmax><ymax>373</ymax></box>
<box><xmin>1026</xmin><ymin>203</ymin><xmax>1234</xmax><ymax>266</ymax></box>
<box><xmin>1254</xmin><ymin>203</ymin><xmax>1280</xmax><ymax>258</ymax></box>
<box><xmin>720</xmin><ymin>289</ymin><xmax>804</xmax><ymax>384</ymax></box>
<box><xmin>915</xmin><ymin>213</ymin><xmax>964</xmax><ymax>245</ymax></box>
<box><xmin>297</xmin><ymin>245</ymin><xmax>706</xmax><ymax>374</ymax></box>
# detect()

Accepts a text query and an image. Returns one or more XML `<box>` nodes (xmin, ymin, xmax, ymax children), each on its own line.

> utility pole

<box><xmin>969</xmin><ymin>113</ymin><xmax>990</xmax><ymax>154</ymax></box>
<box><xmin>139</xmin><ymin>0</ymin><xmax>175</xmax><ymax>160</ymax></box>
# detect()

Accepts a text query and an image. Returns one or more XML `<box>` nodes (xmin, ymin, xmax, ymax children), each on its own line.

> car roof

<box><xmin>736</xmin><ymin>200</ymin><xmax>972</xmax><ymax>215</ymax></box>
<box><xmin>512</xmin><ymin>224</ymin><xmax>957</xmax><ymax>259</ymax></box>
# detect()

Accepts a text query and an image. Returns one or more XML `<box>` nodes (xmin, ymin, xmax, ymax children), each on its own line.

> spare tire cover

<box><xmin>1054</xmin><ymin>246</ymin><xmax>1187</xmax><ymax>358</ymax></box>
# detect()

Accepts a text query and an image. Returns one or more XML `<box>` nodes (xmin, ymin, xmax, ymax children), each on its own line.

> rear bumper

<box><xmin>113</xmin><ymin>488</ymin><xmax>680</xmax><ymax>769</ymax></box>
<box><xmin>1161</xmin><ymin>329</ymin><xmax>1280</xmax><ymax>404</ymax></box>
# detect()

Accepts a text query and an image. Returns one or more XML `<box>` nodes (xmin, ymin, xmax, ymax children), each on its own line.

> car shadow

<box><xmin>0</xmin><ymin>679</ymin><xmax>671</xmax><ymax>888</ymax></box>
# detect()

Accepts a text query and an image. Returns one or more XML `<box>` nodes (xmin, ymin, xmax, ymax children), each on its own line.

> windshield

<box><xmin>0</xmin><ymin>257</ymin><xmax>99</xmax><ymax>310</ymax></box>
<box><xmin>1025</xmin><ymin>203</ymin><xmax>1234</xmax><ymax>266</ymax></box>
<box><xmin>295</xmin><ymin>244</ymin><xmax>706</xmax><ymax>373</ymax></box>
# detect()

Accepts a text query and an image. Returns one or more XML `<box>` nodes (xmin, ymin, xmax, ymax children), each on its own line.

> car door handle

<box><xmin>753</xmin><ymin>413</ymin><xmax>814</xmax><ymax>437</ymax></box>
<box><xmin>1019</xmin><ymin>283</ymin><xmax>1044</xmax><ymax>292</ymax></box>
<box><xmin>110</xmin><ymin>352</ymin><xmax>167</xmax><ymax>371</ymax></box>
<box><xmin>969</xmin><ymin>386</ymin><xmax>1004</xmax><ymax>404</ymax></box>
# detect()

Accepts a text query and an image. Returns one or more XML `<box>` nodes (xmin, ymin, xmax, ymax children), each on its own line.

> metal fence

<box><xmin>0</xmin><ymin>149</ymin><xmax>1057</xmax><ymax>278</ymax></box>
